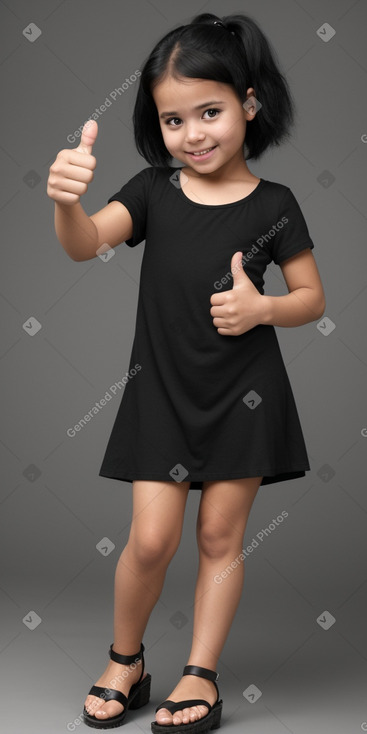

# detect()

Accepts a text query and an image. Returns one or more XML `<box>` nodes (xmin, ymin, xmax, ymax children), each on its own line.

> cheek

<box><xmin>217</xmin><ymin>117</ymin><xmax>245</xmax><ymax>145</ymax></box>
<box><xmin>161</xmin><ymin>127</ymin><xmax>178</xmax><ymax>151</ymax></box>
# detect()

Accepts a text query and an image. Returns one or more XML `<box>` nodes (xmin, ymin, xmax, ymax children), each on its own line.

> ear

<box><xmin>243</xmin><ymin>87</ymin><xmax>257</xmax><ymax>120</ymax></box>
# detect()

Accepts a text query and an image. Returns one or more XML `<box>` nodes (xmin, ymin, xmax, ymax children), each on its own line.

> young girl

<box><xmin>48</xmin><ymin>11</ymin><xmax>325</xmax><ymax>733</ymax></box>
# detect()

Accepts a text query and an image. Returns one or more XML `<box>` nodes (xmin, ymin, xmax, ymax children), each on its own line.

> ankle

<box><xmin>185</xmin><ymin>659</ymin><xmax>219</xmax><ymax>672</ymax></box>
<box><xmin>105</xmin><ymin>657</ymin><xmax>142</xmax><ymax>685</ymax></box>
<box><xmin>111</xmin><ymin>641</ymin><xmax>143</xmax><ymax>655</ymax></box>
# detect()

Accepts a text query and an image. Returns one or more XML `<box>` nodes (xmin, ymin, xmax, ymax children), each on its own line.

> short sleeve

<box><xmin>271</xmin><ymin>188</ymin><xmax>315</xmax><ymax>265</ymax></box>
<box><xmin>107</xmin><ymin>167</ymin><xmax>152</xmax><ymax>247</ymax></box>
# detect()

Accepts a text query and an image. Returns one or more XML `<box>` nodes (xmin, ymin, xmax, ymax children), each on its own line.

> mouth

<box><xmin>185</xmin><ymin>146</ymin><xmax>217</xmax><ymax>160</ymax></box>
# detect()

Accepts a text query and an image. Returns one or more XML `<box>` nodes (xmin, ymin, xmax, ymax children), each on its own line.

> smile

<box><xmin>188</xmin><ymin>146</ymin><xmax>216</xmax><ymax>155</ymax></box>
<box><xmin>186</xmin><ymin>146</ymin><xmax>217</xmax><ymax>160</ymax></box>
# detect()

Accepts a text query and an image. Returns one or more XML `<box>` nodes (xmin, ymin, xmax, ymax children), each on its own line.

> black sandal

<box><xmin>83</xmin><ymin>642</ymin><xmax>151</xmax><ymax>729</ymax></box>
<box><xmin>151</xmin><ymin>664</ymin><xmax>223</xmax><ymax>733</ymax></box>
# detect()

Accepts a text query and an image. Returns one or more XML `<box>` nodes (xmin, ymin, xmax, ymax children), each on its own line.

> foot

<box><xmin>84</xmin><ymin>652</ymin><xmax>148</xmax><ymax>722</ymax></box>
<box><xmin>155</xmin><ymin>673</ymin><xmax>218</xmax><ymax>726</ymax></box>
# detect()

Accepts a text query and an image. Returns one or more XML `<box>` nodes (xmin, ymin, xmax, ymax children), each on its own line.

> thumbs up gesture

<box><xmin>210</xmin><ymin>251</ymin><xmax>266</xmax><ymax>335</ymax></box>
<box><xmin>47</xmin><ymin>120</ymin><xmax>98</xmax><ymax>205</ymax></box>
<box><xmin>75</xmin><ymin>119</ymin><xmax>98</xmax><ymax>155</ymax></box>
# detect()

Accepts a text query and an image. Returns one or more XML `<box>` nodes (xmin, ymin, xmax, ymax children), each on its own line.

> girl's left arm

<box><xmin>260</xmin><ymin>248</ymin><xmax>326</xmax><ymax>327</ymax></box>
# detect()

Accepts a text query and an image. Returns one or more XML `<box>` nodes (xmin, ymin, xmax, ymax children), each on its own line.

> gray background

<box><xmin>1</xmin><ymin>0</ymin><xmax>366</xmax><ymax>732</ymax></box>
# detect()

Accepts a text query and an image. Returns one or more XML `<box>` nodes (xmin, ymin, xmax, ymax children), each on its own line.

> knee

<box><xmin>197</xmin><ymin>521</ymin><xmax>234</xmax><ymax>559</ymax></box>
<box><xmin>127</xmin><ymin>528</ymin><xmax>178</xmax><ymax>567</ymax></box>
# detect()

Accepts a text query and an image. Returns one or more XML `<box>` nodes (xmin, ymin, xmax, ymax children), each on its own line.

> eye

<box><xmin>203</xmin><ymin>108</ymin><xmax>221</xmax><ymax>119</ymax></box>
<box><xmin>165</xmin><ymin>117</ymin><xmax>182</xmax><ymax>127</ymax></box>
<box><xmin>165</xmin><ymin>108</ymin><xmax>221</xmax><ymax>126</ymax></box>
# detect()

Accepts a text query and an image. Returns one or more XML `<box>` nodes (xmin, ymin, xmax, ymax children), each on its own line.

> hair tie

<box><xmin>213</xmin><ymin>19</ymin><xmax>235</xmax><ymax>36</ymax></box>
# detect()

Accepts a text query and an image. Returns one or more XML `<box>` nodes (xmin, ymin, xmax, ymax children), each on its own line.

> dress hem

<box><xmin>98</xmin><ymin>465</ymin><xmax>310</xmax><ymax>487</ymax></box>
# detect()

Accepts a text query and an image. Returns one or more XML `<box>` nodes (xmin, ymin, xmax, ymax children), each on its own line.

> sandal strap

<box><xmin>87</xmin><ymin>684</ymin><xmax>128</xmax><ymax>708</ymax></box>
<box><xmin>109</xmin><ymin>642</ymin><xmax>144</xmax><ymax>665</ymax></box>
<box><xmin>154</xmin><ymin>666</ymin><xmax>221</xmax><ymax>715</ymax></box>
<box><xmin>155</xmin><ymin>698</ymin><xmax>212</xmax><ymax>714</ymax></box>
<box><xmin>109</xmin><ymin>642</ymin><xmax>145</xmax><ymax>686</ymax></box>
<box><xmin>183</xmin><ymin>664</ymin><xmax>219</xmax><ymax>682</ymax></box>
<box><xmin>183</xmin><ymin>664</ymin><xmax>220</xmax><ymax>706</ymax></box>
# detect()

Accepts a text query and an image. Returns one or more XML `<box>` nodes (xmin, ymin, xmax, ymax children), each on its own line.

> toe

<box><xmin>181</xmin><ymin>707</ymin><xmax>192</xmax><ymax>724</ymax></box>
<box><xmin>198</xmin><ymin>704</ymin><xmax>209</xmax><ymax>718</ymax></box>
<box><xmin>172</xmin><ymin>706</ymin><xmax>206</xmax><ymax>725</ymax></box>
<box><xmin>155</xmin><ymin>707</ymin><xmax>174</xmax><ymax>724</ymax></box>
<box><xmin>84</xmin><ymin>695</ymin><xmax>102</xmax><ymax>717</ymax></box>
<box><xmin>187</xmin><ymin>705</ymin><xmax>208</xmax><ymax>722</ymax></box>
<box><xmin>155</xmin><ymin>703</ymin><xmax>209</xmax><ymax>726</ymax></box>
<box><xmin>94</xmin><ymin>700</ymin><xmax>123</xmax><ymax>719</ymax></box>
<box><xmin>189</xmin><ymin>705</ymin><xmax>200</xmax><ymax>722</ymax></box>
<box><xmin>172</xmin><ymin>711</ymin><xmax>184</xmax><ymax>725</ymax></box>
<box><xmin>84</xmin><ymin>696</ymin><xmax>123</xmax><ymax>720</ymax></box>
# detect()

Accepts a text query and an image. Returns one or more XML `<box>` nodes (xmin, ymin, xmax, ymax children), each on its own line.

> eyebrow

<box><xmin>159</xmin><ymin>101</ymin><xmax>225</xmax><ymax>119</ymax></box>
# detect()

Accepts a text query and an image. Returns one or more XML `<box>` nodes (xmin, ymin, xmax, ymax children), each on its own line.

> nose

<box><xmin>184</xmin><ymin>121</ymin><xmax>206</xmax><ymax>145</ymax></box>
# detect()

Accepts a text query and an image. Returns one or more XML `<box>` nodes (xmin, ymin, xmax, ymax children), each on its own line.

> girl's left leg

<box><xmin>154</xmin><ymin>476</ymin><xmax>263</xmax><ymax>727</ymax></box>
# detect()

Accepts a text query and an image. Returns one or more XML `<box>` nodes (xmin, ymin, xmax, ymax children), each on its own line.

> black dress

<box><xmin>98</xmin><ymin>166</ymin><xmax>315</xmax><ymax>489</ymax></box>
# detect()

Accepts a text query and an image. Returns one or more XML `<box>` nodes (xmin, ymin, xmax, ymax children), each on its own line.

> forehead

<box><xmin>152</xmin><ymin>76</ymin><xmax>236</xmax><ymax>110</ymax></box>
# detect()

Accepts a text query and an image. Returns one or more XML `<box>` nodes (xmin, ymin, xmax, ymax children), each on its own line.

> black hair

<box><xmin>132</xmin><ymin>12</ymin><xmax>296</xmax><ymax>166</ymax></box>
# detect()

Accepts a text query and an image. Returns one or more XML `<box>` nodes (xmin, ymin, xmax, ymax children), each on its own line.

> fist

<box><xmin>47</xmin><ymin>119</ymin><xmax>98</xmax><ymax>205</ymax></box>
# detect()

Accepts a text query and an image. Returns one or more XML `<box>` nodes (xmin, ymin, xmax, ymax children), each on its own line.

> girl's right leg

<box><xmin>84</xmin><ymin>478</ymin><xmax>191</xmax><ymax>722</ymax></box>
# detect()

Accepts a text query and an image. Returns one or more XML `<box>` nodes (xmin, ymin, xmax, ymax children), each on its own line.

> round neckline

<box><xmin>175</xmin><ymin>169</ymin><xmax>265</xmax><ymax>208</ymax></box>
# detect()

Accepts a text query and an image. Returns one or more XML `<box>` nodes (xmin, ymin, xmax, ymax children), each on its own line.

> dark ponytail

<box><xmin>133</xmin><ymin>11</ymin><xmax>296</xmax><ymax>166</ymax></box>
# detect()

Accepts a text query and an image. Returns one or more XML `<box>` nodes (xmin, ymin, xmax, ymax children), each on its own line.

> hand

<box><xmin>47</xmin><ymin>119</ymin><xmax>98</xmax><ymax>205</ymax></box>
<box><xmin>210</xmin><ymin>251</ymin><xmax>266</xmax><ymax>335</ymax></box>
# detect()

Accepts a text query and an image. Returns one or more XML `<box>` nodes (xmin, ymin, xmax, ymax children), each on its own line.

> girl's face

<box><xmin>152</xmin><ymin>75</ymin><xmax>256</xmax><ymax>173</ymax></box>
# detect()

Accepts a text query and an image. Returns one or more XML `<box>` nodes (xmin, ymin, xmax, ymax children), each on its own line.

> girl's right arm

<box><xmin>47</xmin><ymin>120</ymin><xmax>133</xmax><ymax>262</ymax></box>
